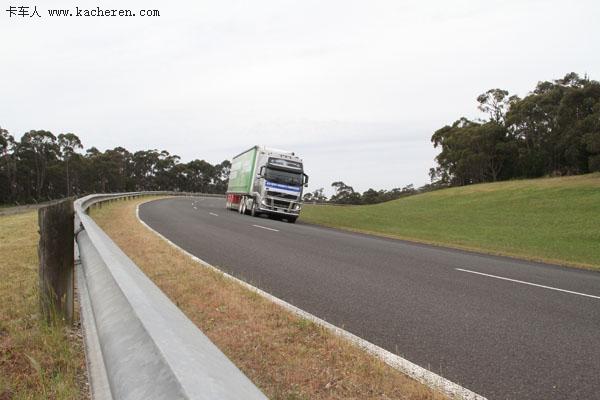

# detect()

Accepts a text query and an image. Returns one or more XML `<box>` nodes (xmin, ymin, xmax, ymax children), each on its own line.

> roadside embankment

<box><xmin>301</xmin><ymin>174</ymin><xmax>600</xmax><ymax>270</ymax></box>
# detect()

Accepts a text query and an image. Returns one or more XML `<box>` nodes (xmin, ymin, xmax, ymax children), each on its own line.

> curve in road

<box><xmin>139</xmin><ymin>197</ymin><xmax>600</xmax><ymax>400</ymax></box>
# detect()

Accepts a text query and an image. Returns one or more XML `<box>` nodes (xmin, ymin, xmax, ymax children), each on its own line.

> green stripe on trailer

<box><xmin>227</xmin><ymin>146</ymin><xmax>258</xmax><ymax>194</ymax></box>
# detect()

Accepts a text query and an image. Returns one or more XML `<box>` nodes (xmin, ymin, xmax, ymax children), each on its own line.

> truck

<box><xmin>225</xmin><ymin>146</ymin><xmax>309</xmax><ymax>223</ymax></box>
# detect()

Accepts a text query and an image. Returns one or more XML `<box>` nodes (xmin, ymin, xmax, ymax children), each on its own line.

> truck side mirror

<box><xmin>303</xmin><ymin>174</ymin><xmax>309</xmax><ymax>186</ymax></box>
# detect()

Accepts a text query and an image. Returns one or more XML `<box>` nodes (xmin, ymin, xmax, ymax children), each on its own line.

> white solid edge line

<box><xmin>252</xmin><ymin>224</ymin><xmax>279</xmax><ymax>232</ymax></box>
<box><xmin>209</xmin><ymin>212</ymin><xmax>219</xmax><ymax>217</ymax></box>
<box><xmin>135</xmin><ymin>203</ymin><xmax>486</xmax><ymax>400</ymax></box>
<box><xmin>456</xmin><ymin>268</ymin><xmax>600</xmax><ymax>300</ymax></box>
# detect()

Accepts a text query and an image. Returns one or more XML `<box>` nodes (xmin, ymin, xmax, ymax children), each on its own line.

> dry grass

<box><xmin>91</xmin><ymin>198</ymin><xmax>446</xmax><ymax>400</ymax></box>
<box><xmin>0</xmin><ymin>211</ymin><xmax>87</xmax><ymax>400</ymax></box>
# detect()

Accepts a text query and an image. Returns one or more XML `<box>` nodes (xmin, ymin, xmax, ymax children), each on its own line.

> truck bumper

<box><xmin>258</xmin><ymin>198</ymin><xmax>301</xmax><ymax>217</ymax></box>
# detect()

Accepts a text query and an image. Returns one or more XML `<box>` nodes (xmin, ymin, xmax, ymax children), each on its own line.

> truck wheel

<box><xmin>250</xmin><ymin>201</ymin><xmax>257</xmax><ymax>217</ymax></box>
<box><xmin>286</xmin><ymin>216</ymin><xmax>297</xmax><ymax>223</ymax></box>
<box><xmin>238</xmin><ymin>198</ymin><xmax>244</xmax><ymax>214</ymax></box>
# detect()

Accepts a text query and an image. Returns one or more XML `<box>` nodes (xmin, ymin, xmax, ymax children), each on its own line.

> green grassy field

<box><xmin>300</xmin><ymin>174</ymin><xmax>600</xmax><ymax>270</ymax></box>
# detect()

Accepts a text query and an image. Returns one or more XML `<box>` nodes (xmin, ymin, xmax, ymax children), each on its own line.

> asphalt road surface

<box><xmin>139</xmin><ymin>197</ymin><xmax>600</xmax><ymax>400</ymax></box>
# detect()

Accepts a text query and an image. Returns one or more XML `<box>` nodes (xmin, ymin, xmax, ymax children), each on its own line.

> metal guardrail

<box><xmin>74</xmin><ymin>192</ymin><xmax>267</xmax><ymax>400</ymax></box>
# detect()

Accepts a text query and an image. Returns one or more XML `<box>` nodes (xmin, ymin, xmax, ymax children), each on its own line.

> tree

<box><xmin>185</xmin><ymin>159</ymin><xmax>216</xmax><ymax>193</ymax></box>
<box><xmin>19</xmin><ymin>130</ymin><xmax>59</xmax><ymax>199</ymax></box>
<box><xmin>505</xmin><ymin>72</ymin><xmax>600</xmax><ymax>176</ymax></box>
<box><xmin>0</xmin><ymin>127</ymin><xmax>9</xmax><ymax>152</ymax></box>
<box><xmin>311</xmin><ymin>188</ymin><xmax>327</xmax><ymax>202</ymax></box>
<box><xmin>213</xmin><ymin>160</ymin><xmax>231</xmax><ymax>193</ymax></box>
<box><xmin>132</xmin><ymin>150</ymin><xmax>159</xmax><ymax>190</ymax></box>
<box><xmin>0</xmin><ymin>127</ymin><xmax>17</xmax><ymax>203</ymax></box>
<box><xmin>57</xmin><ymin>133</ymin><xmax>83</xmax><ymax>196</ymax></box>
<box><xmin>477</xmin><ymin>89</ymin><xmax>517</xmax><ymax>124</ymax></box>
<box><xmin>361</xmin><ymin>188</ymin><xmax>381</xmax><ymax>204</ymax></box>
<box><xmin>154</xmin><ymin>151</ymin><xmax>180</xmax><ymax>190</ymax></box>
<box><xmin>330</xmin><ymin>181</ymin><xmax>361</xmax><ymax>204</ymax></box>
<box><xmin>0</xmin><ymin>129</ymin><xmax>234</xmax><ymax>203</ymax></box>
<box><xmin>432</xmin><ymin>118</ymin><xmax>513</xmax><ymax>184</ymax></box>
<box><xmin>582</xmin><ymin>103</ymin><xmax>600</xmax><ymax>172</ymax></box>
<box><xmin>432</xmin><ymin>72</ymin><xmax>600</xmax><ymax>184</ymax></box>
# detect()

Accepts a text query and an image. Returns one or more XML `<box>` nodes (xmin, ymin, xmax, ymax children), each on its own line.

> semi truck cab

<box><xmin>226</xmin><ymin>146</ymin><xmax>308</xmax><ymax>223</ymax></box>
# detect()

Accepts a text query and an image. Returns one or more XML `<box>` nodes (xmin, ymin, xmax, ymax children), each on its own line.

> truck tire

<box><xmin>250</xmin><ymin>200</ymin><xmax>257</xmax><ymax>217</ymax></box>
<box><xmin>238</xmin><ymin>198</ymin><xmax>244</xmax><ymax>214</ymax></box>
<box><xmin>286</xmin><ymin>216</ymin><xmax>297</xmax><ymax>223</ymax></box>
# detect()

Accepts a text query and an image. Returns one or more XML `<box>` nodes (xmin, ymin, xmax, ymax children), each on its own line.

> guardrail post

<box><xmin>38</xmin><ymin>198</ymin><xmax>74</xmax><ymax>324</ymax></box>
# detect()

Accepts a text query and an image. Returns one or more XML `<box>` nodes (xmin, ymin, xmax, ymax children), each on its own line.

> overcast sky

<box><xmin>1</xmin><ymin>0</ymin><xmax>599</xmax><ymax>194</ymax></box>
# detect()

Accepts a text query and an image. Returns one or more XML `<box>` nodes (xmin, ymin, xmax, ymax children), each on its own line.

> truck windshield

<box><xmin>265</xmin><ymin>168</ymin><xmax>302</xmax><ymax>186</ymax></box>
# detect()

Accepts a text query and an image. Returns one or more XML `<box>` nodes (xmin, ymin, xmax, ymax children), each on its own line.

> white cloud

<box><xmin>1</xmin><ymin>0</ymin><xmax>599</xmax><ymax>194</ymax></box>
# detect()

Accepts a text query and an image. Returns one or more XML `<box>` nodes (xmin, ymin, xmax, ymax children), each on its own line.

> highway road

<box><xmin>139</xmin><ymin>197</ymin><xmax>600</xmax><ymax>400</ymax></box>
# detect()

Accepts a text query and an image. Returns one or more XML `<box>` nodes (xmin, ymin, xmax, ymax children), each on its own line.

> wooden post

<box><xmin>38</xmin><ymin>199</ymin><xmax>74</xmax><ymax>324</ymax></box>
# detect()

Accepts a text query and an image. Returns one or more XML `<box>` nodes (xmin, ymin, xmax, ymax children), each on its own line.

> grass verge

<box><xmin>91</xmin><ymin>198</ymin><xmax>446</xmax><ymax>400</ymax></box>
<box><xmin>0</xmin><ymin>211</ymin><xmax>87</xmax><ymax>399</ymax></box>
<box><xmin>301</xmin><ymin>174</ymin><xmax>600</xmax><ymax>270</ymax></box>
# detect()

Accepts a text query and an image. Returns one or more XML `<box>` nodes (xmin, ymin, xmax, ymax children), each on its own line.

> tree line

<box><xmin>430</xmin><ymin>72</ymin><xmax>600</xmax><ymax>185</ymax></box>
<box><xmin>303</xmin><ymin>182</ymin><xmax>439</xmax><ymax>205</ymax></box>
<box><xmin>0</xmin><ymin>129</ymin><xmax>231</xmax><ymax>204</ymax></box>
<box><xmin>0</xmin><ymin>126</ymin><xmax>420</xmax><ymax>207</ymax></box>
<box><xmin>3</xmin><ymin>72</ymin><xmax>596</xmax><ymax>206</ymax></box>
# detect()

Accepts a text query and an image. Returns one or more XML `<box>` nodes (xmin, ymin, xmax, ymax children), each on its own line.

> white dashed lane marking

<box><xmin>456</xmin><ymin>268</ymin><xmax>600</xmax><ymax>300</ymax></box>
<box><xmin>252</xmin><ymin>224</ymin><xmax>279</xmax><ymax>232</ymax></box>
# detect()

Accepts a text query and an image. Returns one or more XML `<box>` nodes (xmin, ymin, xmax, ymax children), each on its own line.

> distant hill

<box><xmin>301</xmin><ymin>174</ymin><xmax>600</xmax><ymax>270</ymax></box>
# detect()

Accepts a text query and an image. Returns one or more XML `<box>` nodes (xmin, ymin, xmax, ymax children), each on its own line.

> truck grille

<box><xmin>266</xmin><ymin>191</ymin><xmax>298</xmax><ymax>200</ymax></box>
<box><xmin>272</xmin><ymin>199</ymin><xmax>291</xmax><ymax>208</ymax></box>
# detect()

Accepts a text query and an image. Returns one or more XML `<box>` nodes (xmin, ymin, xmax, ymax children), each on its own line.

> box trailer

<box><xmin>225</xmin><ymin>146</ymin><xmax>308</xmax><ymax>223</ymax></box>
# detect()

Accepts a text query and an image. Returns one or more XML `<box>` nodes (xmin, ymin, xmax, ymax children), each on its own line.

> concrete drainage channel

<box><xmin>75</xmin><ymin>192</ymin><xmax>485</xmax><ymax>400</ymax></box>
